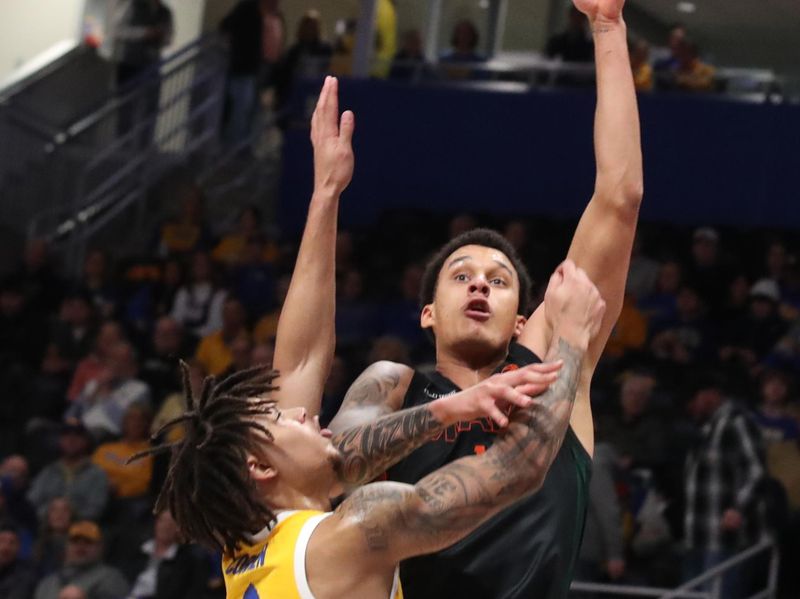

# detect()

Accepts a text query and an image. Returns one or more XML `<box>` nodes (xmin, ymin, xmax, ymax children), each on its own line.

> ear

<box><xmin>513</xmin><ymin>314</ymin><xmax>527</xmax><ymax>338</ymax></box>
<box><xmin>246</xmin><ymin>455</ymin><xmax>277</xmax><ymax>483</ymax></box>
<box><xmin>420</xmin><ymin>303</ymin><xmax>436</xmax><ymax>330</ymax></box>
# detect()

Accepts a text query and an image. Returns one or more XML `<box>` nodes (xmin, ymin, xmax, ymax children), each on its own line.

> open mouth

<box><xmin>464</xmin><ymin>298</ymin><xmax>491</xmax><ymax>322</ymax></box>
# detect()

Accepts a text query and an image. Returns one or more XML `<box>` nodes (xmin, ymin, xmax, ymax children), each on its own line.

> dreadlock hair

<box><xmin>128</xmin><ymin>361</ymin><xmax>280</xmax><ymax>556</ymax></box>
<box><xmin>420</xmin><ymin>228</ymin><xmax>533</xmax><ymax>316</ymax></box>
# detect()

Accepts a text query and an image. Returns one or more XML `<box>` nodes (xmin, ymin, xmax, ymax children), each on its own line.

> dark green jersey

<box><xmin>388</xmin><ymin>342</ymin><xmax>592</xmax><ymax>599</ymax></box>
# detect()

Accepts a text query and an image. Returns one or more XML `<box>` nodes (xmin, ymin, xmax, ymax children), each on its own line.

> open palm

<box><xmin>572</xmin><ymin>0</ymin><xmax>625</xmax><ymax>22</ymax></box>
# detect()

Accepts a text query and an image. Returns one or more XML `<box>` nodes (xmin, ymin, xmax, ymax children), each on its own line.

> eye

<box><xmin>490</xmin><ymin>278</ymin><xmax>507</xmax><ymax>286</ymax></box>
<box><xmin>454</xmin><ymin>273</ymin><xmax>469</xmax><ymax>282</ymax></box>
<box><xmin>273</xmin><ymin>410</ymin><xmax>282</xmax><ymax>423</ymax></box>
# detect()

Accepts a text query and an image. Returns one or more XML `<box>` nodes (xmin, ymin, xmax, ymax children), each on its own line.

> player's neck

<box><xmin>267</xmin><ymin>485</ymin><xmax>331</xmax><ymax>515</ymax></box>
<box><xmin>435</xmin><ymin>350</ymin><xmax>506</xmax><ymax>390</ymax></box>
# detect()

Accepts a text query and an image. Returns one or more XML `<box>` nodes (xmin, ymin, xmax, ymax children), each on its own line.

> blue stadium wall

<box><xmin>279</xmin><ymin>78</ymin><xmax>800</xmax><ymax>232</ymax></box>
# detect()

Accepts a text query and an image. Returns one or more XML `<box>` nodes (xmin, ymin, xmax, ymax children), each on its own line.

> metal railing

<box><xmin>3</xmin><ymin>35</ymin><xmax>231</xmax><ymax>272</ymax></box>
<box><xmin>570</xmin><ymin>540</ymin><xmax>778</xmax><ymax>599</ymax></box>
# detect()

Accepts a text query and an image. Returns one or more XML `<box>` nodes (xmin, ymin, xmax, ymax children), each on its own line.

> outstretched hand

<box><xmin>572</xmin><ymin>0</ymin><xmax>625</xmax><ymax>23</ymax></box>
<box><xmin>311</xmin><ymin>76</ymin><xmax>355</xmax><ymax>195</ymax></box>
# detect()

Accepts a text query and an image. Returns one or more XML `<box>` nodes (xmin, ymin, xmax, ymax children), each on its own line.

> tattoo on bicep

<box><xmin>342</xmin><ymin>370</ymin><xmax>401</xmax><ymax>408</ymax></box>
<box><xmin>334</xmin><ymin>405</ymin><xmax>442</xmax><ymax>485</ymax></box>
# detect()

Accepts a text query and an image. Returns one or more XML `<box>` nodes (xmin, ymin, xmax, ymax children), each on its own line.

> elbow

<box><xmin>595</xmin><ymin>175</ymin><xmax>643</xmax><ymax>220</ymax></box>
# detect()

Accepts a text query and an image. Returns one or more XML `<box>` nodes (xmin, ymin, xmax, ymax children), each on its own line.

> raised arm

<box><xmin>519</xmin><ymin>0</ymin><xmax>642</xmax><ymax>454</ymax></box>
<box><xmin>320</xmin><ymin>263</ymin><xmax>605</xmax><ymax>566</ymax></box>
<box><xmin>273</xmin><ymin>77</ymin><xmax>354</xmax><ymax>414</ymax></box>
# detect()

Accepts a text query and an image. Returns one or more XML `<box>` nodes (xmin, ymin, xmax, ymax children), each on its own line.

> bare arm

<box><xmin>519</xmin><ymin>0</ymin><xmax>642</xmax><ymax>454</ymax></box>
<box><xmin>332</xmin><ymin>362</ymin><xmax>562</xmax><ymax>488</ymax></box>
<box><xmin>327</xmin><ymin>334</ymin><xmax>584</xmax><ymax>565</ymax></box>
<box><xmin>273</xmin><ymin>77</ymin><xmax>354</xmax><ymax>414</ymax></box>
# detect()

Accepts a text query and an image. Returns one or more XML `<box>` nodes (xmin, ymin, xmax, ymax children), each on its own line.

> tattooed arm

<box><xmin>318</xmin><ymin>332</ymin><xmax>588</xmax><ymax>568</ymax></box>
<box><xmin>332</xmin><ymin>361</ymin><xmax>562</xmax><ymax>488</ymax></box>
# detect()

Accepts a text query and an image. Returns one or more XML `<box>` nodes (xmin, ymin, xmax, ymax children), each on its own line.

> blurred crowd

<box><xmin>1</xmin><ymin>176</ymin><xmax>799</xmax><ymax>597</ymax></box>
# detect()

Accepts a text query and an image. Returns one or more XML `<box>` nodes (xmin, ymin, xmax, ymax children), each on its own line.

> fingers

<box><xmin>496</xmin><ymin>362</ymin><xmax>560</xmax><ymax>387</ymax></box>
<box><xmin>339</xmin><ymin>110</ymin><xmax>355</xmax><ymax>145</ymax></box>
<box><xmin>515</xmin><ymin>382</ymin><xmax>553</xmax><ymax>397</ymax></box>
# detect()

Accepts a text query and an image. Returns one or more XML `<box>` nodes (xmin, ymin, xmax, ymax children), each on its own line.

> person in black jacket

<box><xmin>123</xmin><ymin>511</ymin><xmax>203</xmax><ymax>599</ymax></box>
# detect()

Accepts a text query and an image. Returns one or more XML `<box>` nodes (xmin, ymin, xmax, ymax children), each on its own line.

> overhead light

<box><xmin>677</xmin><ymin>2</ymin><xmax>696</xmax><ymax>13</ymax></box>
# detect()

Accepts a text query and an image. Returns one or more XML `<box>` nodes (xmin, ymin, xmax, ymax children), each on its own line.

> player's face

<box><xmin>422</xmin><ymin>245</ymin><xmax>524</xmax><ymax>361</ymax></box>
<box><xmin>255</xmin><ymin>407</ymin><xmax>343</xmax><ymax>498</ymax></box>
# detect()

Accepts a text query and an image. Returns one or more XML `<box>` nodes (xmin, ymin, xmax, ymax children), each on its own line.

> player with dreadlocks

<box><xmin>131</xmin><ymin>77</ymin><xmax>606</xmax><ymax>599</ymax></box>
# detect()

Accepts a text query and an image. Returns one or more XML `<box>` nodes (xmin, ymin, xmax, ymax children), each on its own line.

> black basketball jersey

<box><xmin>388</xmin><ymin>342</ymin><xmax>592</xmax><ymax>599</ymax></box>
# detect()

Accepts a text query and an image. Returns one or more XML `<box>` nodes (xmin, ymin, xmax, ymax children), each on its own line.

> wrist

<box><xmin>552</xmin><ymin>324</ymin><xmax>590</xmax><ymax>354</ymax></box>
<box><xmin>429</xmin><ymin>397</ymin><xmax>458</xmax><ymax>427</ymax></box>
<box><xmin>591</xmin><ymin>16</ymin><xmax>625</xmax><ymax>35</ymax></box>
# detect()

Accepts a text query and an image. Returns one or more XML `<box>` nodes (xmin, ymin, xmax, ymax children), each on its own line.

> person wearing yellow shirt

<box><xmin>674</xmin><ymin>39</ymin><xmax>715</xmax><ymax>92</ymax></box>
<box><xmin>630</xmin><ymin>38</ymin><xmax>653</xmax><ymax>92</ymax></box>
<box><xmin>605</xmin><ymin>294</ymin><xmax>648</xmax><ymax>358</ymax></box>
<box><xmin>195</xmin><ymin>298</ymin><xmax>250</xmax><ymax>375</ymax></box>
<box><xmin>212</xmin><ymin>206</ymin><xmax>280</xmax><ymax>267</ymax></box>
<box><xmin>130</xmin><ymin>76</ymin><xmax>603</xmax><ymax>599</ymax></box>
<box><xmin>92</xmin><ymin>405</ymin><xmax>153</xmax><ymax>499</ymax></box>
<box><xmin>372</xmin><ymin>0</ymin><xmax>397</xmax><ymax>78</ymax></box>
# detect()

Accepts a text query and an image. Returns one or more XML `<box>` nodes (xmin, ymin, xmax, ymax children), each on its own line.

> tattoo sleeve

<box><xmin>335</xmin><ymin>336</ymin><xmax>583</xmax><ymax>561</ymax></box>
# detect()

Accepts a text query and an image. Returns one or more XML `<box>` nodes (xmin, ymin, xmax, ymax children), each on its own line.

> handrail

<box><xmin>661</xmin><ymin>540</ymin><xmax>774</xmax><ymax>599</ymax></box>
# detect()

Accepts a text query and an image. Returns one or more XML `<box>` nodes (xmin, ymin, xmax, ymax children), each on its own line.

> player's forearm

<box><xmin>484</xmin><ymin>335</ymin><xmax>584</xmax><ymax>496</ymax></box>
<box><xmin>592</xmin><ymin>18</ymin><xmax>643</xmax><ymax>205</ymax></box>
<box><xmin>272</xmin><ymin>189</ymin><xmax>338</xmax><ymax>377</ymax></box>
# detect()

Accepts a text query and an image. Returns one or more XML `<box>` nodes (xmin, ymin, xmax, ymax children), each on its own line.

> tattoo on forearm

<box><xmin>333</xmin><ymin>405</ymin><xmax>442</xmax><ymax>485</ymax></box>
<box><xmin>338</xmin><ymin>338</ymin><xmax>584</xmax><ymax>555</ymax></box>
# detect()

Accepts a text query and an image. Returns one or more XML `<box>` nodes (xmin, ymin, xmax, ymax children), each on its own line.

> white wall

<box><xmin>0</xmin><ymin>0</ymin><xmax>87</xmax><ymax>84</ymax></box>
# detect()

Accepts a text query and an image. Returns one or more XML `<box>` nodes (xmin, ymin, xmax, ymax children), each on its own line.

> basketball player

<box><xmin>133</xmin><ymin>76</ymin><xmax>606</xmax><ymax>599</ymax></box>
<box><xmin>327</xmin><ymin>0</ymin><xmax>644</xmax><ymax>596</ymax></box>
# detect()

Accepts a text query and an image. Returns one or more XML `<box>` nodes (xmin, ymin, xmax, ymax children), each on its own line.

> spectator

<box><xmin>194</xmin><ymin>298</ymin><xmax>249</xmax><ymax>376</ymax></box>
<box><xmin>719</xmin><ymin>273</ymin><xmax>751</xmax><ymax>329</ymax></box>
<box><xmin>604</xmin><ymin>294</ymin><xmax>648</xmax><ymax>360</ymax></box>
<box><xmin>368</xmin><ymin>336</ymin><xmax>411</xmax><ymax>365</ymax></box>
<box><xmin>674</xmin><ymin>39</ymin><xmax>716</xmax><ymax>92</ymax></box>
<box><xmin>377</xmin><ymin>263</ymin><xmax>427</xmax><ymax>354</ymax></box>
<box><xmin>390</xmin><ymin>29</ymin><xmax>427</xmax><ymax>81</ymax></box>
<box><xmin>630</xmin><ymin>37</ymin><xmax>653</xmax><ymax>92</ymax></box>
<box><xmin>155</xmin><ymin>188</ymin><xmax>211</xmax><ymax>258</ymax></box>
<box><xmin>372</xmin><ymin>0</ymin><xmax>398</xmax><ymax>78</ymax></box>
<box><xmin>231</xmin><ymin>235</ymin><xmax>276</xmax><ymax>320</ymax></box>
<box><xmin>440</xmin><ymin>20</ymin><xmax>486</xmax><ymax>79</ymax></box>
<box><xmin>79</xmin><ymin>251</ymin><xmax>117</xmax><ymax>320</ymax></box>
<box><xmin>653</xmin><ymin>23</ymin><xmax>685</xmax><ymax>74</ymax></box>
<box><xmin>545</xmin><ymin>6</ymin><xmax>593</xmax><ymax>62</ymax></box>
<box><xmin>66</xmin><ymin>342</ymin><xmax>151</xmax><ymax>440</ymax></box>
<box><xmin>92</xmin><ymin>405</ymin><xmax>153</xmax><ymax>501</ymax></box>
<box><xmin>598</xmin><ymin>372</ymin><xmax>668</xmax><ymax>470</ymax></box>
<box><xmin>250</xmin><ymin>341</ymin><xmax>274</xmax><ymax>369</ymax></box>
<box><xmin>275</xmin><ymin>10</ymin><xmax>333</xmax><ymax>109</ymax></box>
<box><xmin>0</xmin><ymin>456</ymin><xmax>37</xmax><ymax>545</ymax></box>
<box><xmin>577</xmin><ymin>443</ymin><xmax>625</xmax><ymax>584</ymax></box>
<box><xmin>27</xmin><ymin>424</ymin><xmax>109</xmax><ymax>522</ymax></box>
<box><xmin>335</xmin><ymin>269</ymin><xmax>376</xmax><ymax>348</ymax></box>
<box><xmin>253</xmin><ymin>274</ymin><xmax>290</xmax><ymax>344</ymax></box>
<box><xmin>50</xmin><ymin>292</ymin><xmax>97</xmax><ymax>366</ymax></box>
<box><xmin>34</xmin><ymin>521</ymin><xmax>129</xmax><ymax>599</ymax></box>
<box><xmin>685</xmin><ymin>227</ymin><xmax>729</xmax><ymax>314</ymax></box>
<box><xmin>0</xmin><ymin>523</ymin><xmax>37</xmax><ymax>599</ymax></box>
<box><xmin>650</xmin><ymin>286</ymin><xmax>712</xmax><ymax>365</ymax></box>
<box><xmin>139</xmin><ymin>317</ymin><xmax>190</xmax><ymax>404</ymax></box>
<box><xmin>626</xmin><ymin>234</ymin><xmax>660</xmax><ymax>300</ymax></box>
<box><xmin>122</xmin><ymin>511</ymin><xmax>203</xmax><ymax>599</ymax></box>
<box><xmin>683</xmin><ymin>377</ymin><xmax>767</xmax><ymax>598</ymax></box>
<box><xmin>220</xmin><ymin>0</ymin><xmax>285</xmax><ymax>143</ymax></box>
<box><xmin>112</xmin><ymin>0</ymin><xmax>173</xmax><ymax>87</ymax></box>
<box><xmin>57</xmin><ymin>587</ymin><xmax>86</xmax><ymax>599</ymax></box>
<box><xmin>212</xmin><ymin>206</ymin><xmax>277</xmax><ymax>267</ymax></box>
<box><xmin>754</xmin><ymin>371</ymin><xmax>799</xmax><ymax>444</ymax></box>
<box><xmin>219</xmin><ymin>332</ymin><xmax>253</xmax><ymax>378</ymax></box>
<box><xmin>170</xmin><ymin>252</ymin><xmax>225</xmax><ymax>339</ymax></box>
<box><xmin>33</xmin><ymin>498</ymin><xmax>73</xmax><ymax>577</ymax></box>
<box><xmin>639</xmin><ymin>260</ymin><xmax>682</xmax><ymax>327</ymax></box>
<box><xmin>0</xmin><ymin>275</ymin><xmax>48</xmax><ymax>369</ymax></box>
<box><xmin>67</xmin><ymin>322</ymin><xmax>127</xmax><ymax>403</ymax></box>
<box><xmin>150</xmin><ymin>361</ymin><xmax>204</xmax><ymax>447</ymax></box>
<box><xmin>719</xmin><ymin>279</ymin><xmax>787</xmax><ymax>368</ymax></box>
<box><xmin>12</xmin><ymin>239</ymin><xmax>64</xmax><ymax>315</ymax></box>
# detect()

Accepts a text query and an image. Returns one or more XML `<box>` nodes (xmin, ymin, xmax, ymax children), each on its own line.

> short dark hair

<box><xmin>129</xmin><ymin>363</ymin><xmax>280</xmax><ymax>555</ymax></box>
<box><xmin>420</xmin><ymin>228</ymin><xmax>533</xmax><ymax>316</ymax></box>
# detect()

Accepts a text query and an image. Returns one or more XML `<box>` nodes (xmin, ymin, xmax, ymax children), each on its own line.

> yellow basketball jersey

<box><xmin>222</xmin><ymin>510</ymin><xmax>403</xmax><ymax>599</ymax></box>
